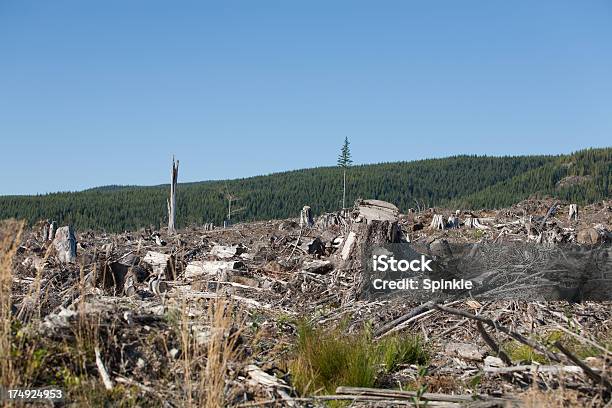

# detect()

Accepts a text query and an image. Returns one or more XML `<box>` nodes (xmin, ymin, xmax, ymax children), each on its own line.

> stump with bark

<box><xmin>345</xmin><ymin>219</ymin><xmax>402</xmax><ymax>302</ymax></box>
<box><xmin>340</xmin><ymin>200</ymin><xmax>403</xmax><ymax>302</ymax></box>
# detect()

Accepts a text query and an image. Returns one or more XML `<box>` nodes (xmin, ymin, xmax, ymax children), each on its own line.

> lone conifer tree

<box><xmin>337</xmin><ymin>137</ymin><xmax>353</xmax><ymax>209</ymax></box>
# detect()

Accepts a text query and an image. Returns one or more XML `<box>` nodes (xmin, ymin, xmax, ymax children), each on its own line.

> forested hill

<box><xmin>1</xmin><ymin>148</ymin><xmax>610</xmax><ymax>232</ymax></box>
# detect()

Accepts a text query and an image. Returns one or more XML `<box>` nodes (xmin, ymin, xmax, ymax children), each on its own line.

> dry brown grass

<box><xmin>0</xmin><ymin>221</ymin><xmax>137</xmax><ymax>406</ymax></box>
<box><xmin>202</xmin><ymin>298</ymin><xmax>243</xmax><ymax>408</ymax></box>
<box><xmin>177</xmin><ymin>296</ymin><xmax>244</xmax><ymax>408</ymax></box>
<box><xmin>521</xmin><ymin>388</ymin><xmax>583</xmax><ymax>407</ymax></box>
<box><xmin>0</xmin><ymin>219</ymin><xmax>25</xmax><ymax>389</ymax></box>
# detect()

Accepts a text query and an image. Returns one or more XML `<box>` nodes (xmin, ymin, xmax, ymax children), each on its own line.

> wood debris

<box><xmin>3</xmin><ymin>197</ymin><xmax>611</xmax><ymax>406</ymax></box>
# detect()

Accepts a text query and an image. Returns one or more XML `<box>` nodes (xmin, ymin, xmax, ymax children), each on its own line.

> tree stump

<box><xmin>447</xmin><ymin>215</ymin><xmax>459</xmax><ymax>229</ymax></box>
<box><xmin>300</xmin><ymin>206</ymin><xmax>314</xmax><ymax>227</ymax></box>
<box><xmin>343</xmin><ymin>219</ymin><xmax>402</xmax><ymax>302</ymax></box>
<box><xmin>38</xmin><ymin>220</ymin><xmax>53</xmax><ymax>242</ymax></box>
<box><xmin>430</xmin><ymin>214</ymin><xmax>445</xmax><ymax>230</ymax></box>
<box><xmin>52</xmin><ymin>226</ymin><xmax>77</xmax><ymax>263</ymax></box>
<box><xmin>465</xmin><ymin>217</ymin><xmax>474</xmax><ymax>228</ymax></box>
<box><xmin>568</xmin><ymin>204</ymin><xmax>578</xmax><ymax>221</ymax></box>
<box><xmin>316</xmin><ymin>212</ymin><xmax>348</xmax><ymax>230</ymax></box>
<box><xmin>577</xmin><ymin>228</ymin><xmax>600</xmax><ymax>245</ymax></box>
<box><xmin>48</xmin><ymin>221</ymin><xmax>56</xmax><ymax>242</ymax></box>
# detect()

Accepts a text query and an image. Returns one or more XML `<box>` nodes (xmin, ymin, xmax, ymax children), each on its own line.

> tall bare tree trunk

<box><xmin>167</xmin><ymin>156</ymin><xmax>179</xmax><ymax>234</ymax></box>
<box><xmin>342</xmin><ymin>169</ymin><xmax>346</xmax><ymax>209</ymax></box>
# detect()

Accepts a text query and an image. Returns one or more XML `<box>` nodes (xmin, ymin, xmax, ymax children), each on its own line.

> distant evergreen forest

<box><xmin>0</xmin><ymin>148</ymin><xmax>610</xmax><ymax>232</ymax></box>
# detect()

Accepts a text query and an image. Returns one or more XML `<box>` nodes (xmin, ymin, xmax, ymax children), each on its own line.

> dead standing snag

<box><xmin>167</xmin><ymin>156</ymin><xmax>179</xmax><ymax>234</ymax></box>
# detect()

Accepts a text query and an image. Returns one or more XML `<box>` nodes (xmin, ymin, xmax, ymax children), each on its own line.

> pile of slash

<box><xmin>7</xmin><ymin>197</ymin><xmax>612</xmax><ymax>407</ymax></box>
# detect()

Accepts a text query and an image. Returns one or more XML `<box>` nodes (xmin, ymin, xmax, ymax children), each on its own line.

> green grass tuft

<box><xmin>379</xmin><ymin>334</ymin><xmax>428</xmax><ymax>372</ymax></box>
<box><xmin>290</xmin><ymin>321</ymin><xmax>428</xmax><ymax>396</ymax></box>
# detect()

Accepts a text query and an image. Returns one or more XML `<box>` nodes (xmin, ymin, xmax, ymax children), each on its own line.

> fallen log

<box><xmin>246</xmin><ymin>365</ymin><xmax>291</xmax><ymax>389</ymax></box>
<box><xmin>211</xmin><ymin>244</ymin><xmax>246</xmax><ymax>259</ymax></box>
<box><xmin>322</xmin><ymin>395</ymin><xmax>461</xmax><ymax>407</ymax></box>
<box><xmin>374</xmin><ymin>301</ymin><xmax>436</xmax><ymax>338</ymax></box>
<box><xmin>484</xmin><ymin>365</ymin><xmax>583</xmax><ymax>375</ymax></box>
<box><xmin>539</xmin><ymin>201</ymin><xmax>558</xmax><ymax>229</ymax></box>
<box><xmin>434</xmin><ymin>304</ymin><xmax>563</xmax><ymax>363</ymax></box>
<box><xmin>184</xmin><ymin>260</ymin><xmax>245</xmax><ymax>278</ymax></box>
<box><xmin>95</xmin><ymin>346</ymin><xmax>113</xmax><ymax>390</ymax></box>
<box><xmin>553</xmin><ymin>324</ymin><xmax>611</xmax><ymax>357</ymax></box>
<box><xmin>554</xmin><ymin>341</ymin><xmax>612</xmax><ymax>391</ymax></box>
<box><xmin>335</xmin><ymin>386</ymin><xmax>488</xmax><ymax>403</ymax></box>
<box><xmin>477</xmin><ymin>322</ymin><xmax>512</xmax><ymax>366</ymax></box>
<box><xmin>302</xmin><ymin>260</ymin><xmax>334</xmax><ymax>274</ymax></box>
<box><xmin>238</xmin><ymin>396</ymin><xmax>461</xmax><ymax>407</ymax></box>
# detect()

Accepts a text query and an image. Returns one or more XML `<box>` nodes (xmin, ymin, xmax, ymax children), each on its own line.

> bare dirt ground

<box><xmin>2</xmin><ymin>197</ymin><xmax>611</xmax><ymax>407</ymax></box>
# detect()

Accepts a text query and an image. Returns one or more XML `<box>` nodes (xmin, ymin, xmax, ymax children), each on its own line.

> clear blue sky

<box><xmin>1</xmin><ymin>1</ymin><xmax>611</xmax><ymax>195</ymax></box>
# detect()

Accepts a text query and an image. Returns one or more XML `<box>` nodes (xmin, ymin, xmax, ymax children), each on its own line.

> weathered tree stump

<box><xmin>339</xmin><ymin>200</ymin><xmax>404</xmax><ymax>302</ymax></box>
<box><xmin>430</xmin><ymin>214</ymin><xmax>445</xmax><ymax>230</ymax></box>
<box><xmin>464</xmin><ymin>216</ymin><xmax>488</xmax><ymax>229</ymax></box>
<box><xmin>52</xmin><ymin>226</ymin><xmax>77</xmax><ymax>263</ymax></box>
<box><xmin>577</xmin><ymin>228</ymin><xmax>600</xmax><ymax>245</ymax></box>
<box><xmin>344</xmin><ymin>219</ymin><xmax>402</xmax><ymax>302</ymax></box>
<box><xmin>465</xmin><ymin>217</ymin><xmax>475</xmax><ymax>228</ymax></box>
<box><xmin>48</xmin><ymin>221</ymin><xmax>56</xmax><ymax>242</ymax></box>
<box><xmin>39</xmin><ymin>220</ymin><xmax>50</xmax><ymax>242</ymax></box>
<box><xmin>568</xmin><ymin>204</ymin><xmax>578</xmax><ymax>221</ymax></box>
<box><xmin>143</xmin><ymin>251</ymin><xmax>179</xmax><ymax>280</ymax></box>
<box><xmin>316</xmin><ymin>212</ymin><xmax>342</xmax><ymax>229</ymax></box>
<box><xmin>300</xmin><ymin>206</ymin><xmax>314</xmax><ymax>227</ymax></box>
<box><xmin>447</xmin><ymin>215</ymin><xmax>459</xmax><ymax>229</ymax></box>
<box><xmin>35</xmin><ymin>219</ymin><xmax>55</xmax><ymax>242</ymax></box>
